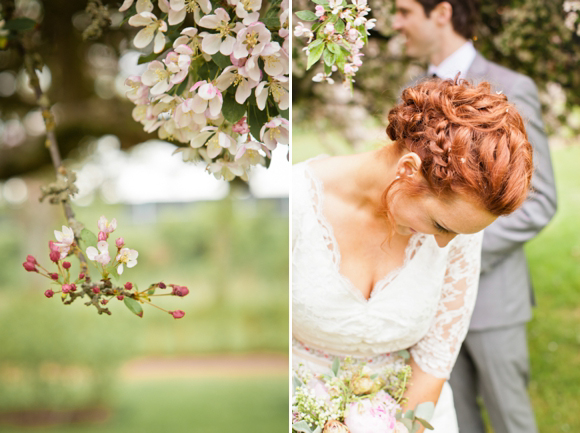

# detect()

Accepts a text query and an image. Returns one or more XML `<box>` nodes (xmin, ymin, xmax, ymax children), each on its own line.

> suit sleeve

<box><xmin>480</xmin><ymin>75</ymin><xmax>558</xmax><ymax>274</ymax></box>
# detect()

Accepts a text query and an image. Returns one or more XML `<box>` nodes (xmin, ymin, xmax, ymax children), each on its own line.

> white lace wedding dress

<box><xmin>292</xmin><ymin>158</ymin><xmax>484</xmax><ymax>432</ymax></box>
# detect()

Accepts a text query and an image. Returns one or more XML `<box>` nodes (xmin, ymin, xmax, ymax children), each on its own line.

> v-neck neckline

<box><xmin>302</xmin><ymin>158</ymin><xmax>426</xmax><ymax>303</ymax></box>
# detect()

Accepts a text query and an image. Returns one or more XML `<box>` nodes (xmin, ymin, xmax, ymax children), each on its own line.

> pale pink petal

<box><xmin>201</xmin><ymin>33</ymin><xmax>222</xmax><ymax>55</ymax></box>
<box><xmin>133</xmin><ymin>27</ymin><xmax>155</xmax><ymax>48</ymax></box>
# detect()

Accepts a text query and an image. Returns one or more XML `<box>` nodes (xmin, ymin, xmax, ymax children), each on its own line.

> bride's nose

<box><xmin>434</xmin><ymin>233</ymin><xmax>457</xmax><ymax>248</ymax></box>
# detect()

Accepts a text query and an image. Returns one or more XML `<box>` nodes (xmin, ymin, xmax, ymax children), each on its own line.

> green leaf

<box><xmin>296</xmin><ymin>10</ymin><xmax>318</xmax><ymax>21</ymax></box>
<box><xmin>416</xmin><ymin>418</ymin><xmax>435</xmax><ymax>430</ymax></box>
<box><xmin>397</xmin><ymin>349</ymin><xmax>410</xmax><ymax>360</ymax></box>
<box><xmin>4</xmin><ymin>18</ymin><xmax>36</xmax><ymax>31</ymax></box>
<box><xmin>414</xmin><ymin>401</ymin><xmax>435</xmax><ymax>421</ymax></box>
<box><xmin>323</xmin><ymin>49</ymin><xmax>337</xmax><ymax>67</ymax></box>
<box><xmin>331</xmin><ymin>357</ymin><xmax>340</xmax><ymax>376</ymax></box>
<box><xmin>335</xmin><ymin>18</ymin><xmax>345</xmax><ymax>33</ymax></box>
<box><xmin>327</xmin><ymin>42</ymin><xmax>340</xmax><ymax>54</ymax></box>
<box><xmin>212</xmin><ymin>52</ymin><xmax>231</xmax><ymax>69</ymax></box>
<box><xmin>138</xmin><ymin>51</ymin><xmax>160</xmax><ymax>65</ymax></box>
<box><xmin>222</xmin><ymin>92</ymin><xmax>246</xmax><ymax>124</ymax></box>
<box><xmin>400</xmin><ymin>418</ymin><xmax>413</xmax><ymax>432</ymax></box>
<box><xmin>247</xmin><ymin>104</ymin><xmax>268</xmax><ymax>140</ymax></box>
<box><xmin>80</xmin><ymin>229</ymin><xmax>98</xmax><ymax>249</ymax></box>
<box><xmin>124</xmin><ymin>297</ymin><xmax>143</xmax><ymax>318</ymax></box>
<box><xmin>307</xmin><ymin>42</ymin><xmax>325</xmax><ymax>70</ymax></box>
<box><xmin>292</xmin><ymin>421</ymin><xmax>312</xmax><ymax>433</ymax></box>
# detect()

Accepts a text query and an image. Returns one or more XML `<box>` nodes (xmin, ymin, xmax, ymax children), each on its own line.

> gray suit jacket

<box><xmin>463</xmin><ymin>53</ymin><xmax>557</xmax><ymax>330</ymax></box>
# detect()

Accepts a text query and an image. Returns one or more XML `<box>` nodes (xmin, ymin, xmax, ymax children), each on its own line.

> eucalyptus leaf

<box><xmin>124</xmin><ymin>297</ymin><xmax>143</xmax><ymax>318</ymax></box>
<box><xmin>414</xmin><ymin>401</ymin><xmax>435</xmax><ymax>421</ymax></box>
<box><xmin>335</xmin><ymin>19</ymin><xmax>345</xmax><ymax>34</ymax></box>
<box><xmin>4</xmin><ymin>18</ymin><xmax>36</xmax><ymax>31</ymax></box>
<box><xmin>296</xmin><ymin>10</ymin><xmax>318</xmax><ymax>21</ymax></box>
<box><xmin>292</xmin><ymin>421</ymin><xmax>313</xmax><ymax>433</ymax></box>
<box><xmin>212</xmin><ymin>52</ymin><xmax>231</xmax><ymax>69</ymax></box>
<box><xmin>222</xmin><ymin>93</ymin><xmax>246</xmax><ymax>123</ymax></box>
<box><xmin>80</xmin><ymin>228</ymin><xmax>98</xmax><ymax>249</ymax></box>
<box><xmin>401</xmin><ymin>418</ymin><xmax>413</xmax><ymax>431</ymax></box>
<box><xmin>416</xmin><ymin>417</ymin><xmax>435</xmax><ymax>430</ymax></box>
<box><xmin>307</xmin><ymin>42</ymin><xmax>325</xmax><ymax>70</ymax></box>
<box><xmin>397</xmin><ymin>349</ymin><xmax>410</xmax><ymax>360</ymax></box>
<box><xmin>331</xmin><ymin>357</ymin><xmax>340</xmax><ymax>376</ymax></box>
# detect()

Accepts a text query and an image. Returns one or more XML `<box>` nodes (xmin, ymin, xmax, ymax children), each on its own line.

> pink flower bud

<box><xmin>158</xmin><ymin>282</ymin><xmax>166</xmax><ymax>289</ymax></box>
<box><xmin>98</xmin><ymin>231</ymin><xmax>108</xmax><ymax>241</ymax></box>
<box><xmin>62</xmin><ymin>261</ymin><xmax>71</xmax><ymax>269</ymax></box>
<box><xmin>78</xmin><ymin>273</ymin><xmax>85</xmax><ymax>280</ymax></box>
<box><xmin>117</xmin><ymin>294</ymin><xmax>124</xmax><ymax>300</ymax></box>
<box><xmin>70</xmin><ymin>283</ymin><xmax>77</xmax><ymax>292</ymax></box>
<box><xmin>50</xmin><ymin>273</ymin><xmax>59</xmax><ymax>280</ymax></box>
<box><xmin>172</xmin><ymin>286</ymin><xmax>190</xmax><ymax>297</ymax></box>
<box><xmin>44</xmin><ymin>289</ymin><xmax>54</xmax><ymax>298</ymax></box>
<box><xmin>49</xmin><ymin>250</ymin><xmax>60</xmax><ymax>263</ymax></box>
<box><xmin>170</xmin><ymin>310</ymin><xmax>185</xmax><ymax>319</ymax></box>
<box><xmin>115</xmin><ymin>237</ymin><xmax>125</xmax><ymax>248</ymax></box>
<box><xmin>92</xmin><ymin>287</ymin><xmax>100</xmax><ymax>294</ymax></box>
<box><xmin>62</xmin><ymin>284</ymin><xmax>72</xmax><ymax>293</ymax></box>
<box><xmin>124</xmin><ymin>282</ymin><xmax>133</xmax><ymax>290</ymax></box>
<box><xmin>26</xmin><ymin>255</ymin><xmax>37</xmax><ymax>264</ymax></box>
<box><xmin>23</xmin><ymin>261</ymin><xmax>38</xmax><ymax>272</ymax></box>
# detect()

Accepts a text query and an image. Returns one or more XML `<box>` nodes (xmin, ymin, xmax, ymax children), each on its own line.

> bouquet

<box><xmin>292</xmin><ymin>357</ymin><xmax>435</xmax><ymax>433</ymax></box>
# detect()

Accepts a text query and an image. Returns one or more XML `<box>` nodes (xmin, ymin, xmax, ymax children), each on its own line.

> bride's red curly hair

<box><xmin>384</xmin><ymin>77</ymin><xmax>534</xmax><ymax>218</ymax></box>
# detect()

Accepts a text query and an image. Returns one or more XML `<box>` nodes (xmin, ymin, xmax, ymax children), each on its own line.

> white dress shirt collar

<box><xmin>427</xmin><ymin>41</ymin><xmax>477</xmax><ymax>79</ymax></box>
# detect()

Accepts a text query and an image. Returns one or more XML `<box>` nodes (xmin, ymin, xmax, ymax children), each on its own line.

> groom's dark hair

<box><xmin>416</xmin><ymin>0</ymin><xmax>478</xmax><ymax>40</ymax></box>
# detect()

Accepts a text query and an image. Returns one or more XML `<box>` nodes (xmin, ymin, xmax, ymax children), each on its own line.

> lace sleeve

<box><xmin>409</xmin><ymin>231</ymin><xmax>484</xmax><ymax>379</ymax></box>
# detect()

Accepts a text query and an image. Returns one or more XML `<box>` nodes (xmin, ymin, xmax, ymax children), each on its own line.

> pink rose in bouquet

<box><xmin>344</xmin><ymin>391</ymin><xmax>398</xmax><ymax>433</ymax></box>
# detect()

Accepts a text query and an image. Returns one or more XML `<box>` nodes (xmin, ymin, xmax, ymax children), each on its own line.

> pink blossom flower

<box><xmin>189</xmin><ymin>80</ymin><xmax>224</xmax><ymax>117</ymax></box>
<box><xmin>198</xmin><ymin>8</ymin><xmax>241</xmax><ymax>56</ymax></box>
<box><xmin>119</xmin><ymin>0</ymin><xmax>153</xmax><ymax>13</ymax></box>
<box><xmin>116</xmin><ymin>247</ymin><xmax>139</xmax><ymax>274</ymax></box>
<box><xmin>233</xmin><ymin>22</ymin><xmax>271</xmax><ymax>59</ymax></box>
<box><xmin>128</xmin><ymin>11</ymin><xmax>168</xmax><ymax>53</ymax></box>
<box><xmin>255</xmin><ymin>75</ymin><xmax>289</xmax><ymax>111</ymax></box>
<box><xmin>344</xmin><ymin>391</ymin><xmax>399</xmax><ymax>433</ymax></box>
<box><xmin>86</xmin><ymin>241</ymin><xmax>111</xmax><ymax>266</ymax></box>
<box><xmin>216</xmin><ymin>65</ymin><xmax>258</xmax><ymax>104</ymax></box>
<box><xmin>232</xmin><ymin>117</ymin><xmax>250</xmax><ymax>134</ymax></box>
<box><xmin>260</xmin><ymin>117</ymin><xmax>289</xmax><ymax>150</ymax></box>
<box><xmin>170</xmin><ymin>310</ymin><xmax>186</xmax><ymax>319</ymax></box>
<box><xmin>53</xmin><ymin>226</ymin><xmax>75</xmax><ymax>258</ymax></box>
<box><xmin>170</xmin><ymin>0</ymin><xmax>212</xmax><ymax>24</ymax></box>
<box><xmin>23</xmin><ymin>261</ymin><xmax>37</xmax><ymax>272</ymax></box>
<box><xmin>97</xmin><ymin>216</ymin><xmax>117</xmax><ymax>235</ymax></box>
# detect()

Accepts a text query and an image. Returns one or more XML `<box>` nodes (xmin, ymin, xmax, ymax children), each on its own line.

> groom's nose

<box><xmin>434</xmin><ymin>233</ymin><xmax>457</xmax><ymax>248</ymax></box>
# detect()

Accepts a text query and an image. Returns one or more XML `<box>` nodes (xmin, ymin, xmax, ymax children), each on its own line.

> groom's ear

<box><xmin>397</xmin><ymin>152</ymin><xmax>422</xmax><ymax>178</ymax></box>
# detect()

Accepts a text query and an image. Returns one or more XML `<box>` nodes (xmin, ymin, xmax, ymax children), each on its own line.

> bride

<box><xmin>292</xmin><ymin>77</ymin><xmax>534</xmax><ymax>432</ymax></box>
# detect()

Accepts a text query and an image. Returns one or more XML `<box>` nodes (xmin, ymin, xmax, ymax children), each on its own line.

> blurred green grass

<box><xmin>0</xmin><ymin>377</ymin><xmax>288</xmax><ymax>433</ymax></box>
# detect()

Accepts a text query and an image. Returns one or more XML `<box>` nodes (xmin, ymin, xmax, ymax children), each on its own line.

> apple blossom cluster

<box><xmin>22</xmin><ymin>216</ymin><xmax>188</xmax><ymax>319</ymax></box>
<box><xmin>292</xmin><ymin>358</ymin><xmax>434</xmax><ymax>433</ymax></box>
<box><xmin>121</xmin><ymin>0</ymin><xmax>289</xmax><ymax>181</ymax></box>
<box><xmin>294</xmin><ymin>0</ymin><xmax>376</xmax><ymax>90</ymax></box>
<box><xmin>564</xmin><ymin>1</ymin><xmax>580</xmax><ymax>36</ymax></box>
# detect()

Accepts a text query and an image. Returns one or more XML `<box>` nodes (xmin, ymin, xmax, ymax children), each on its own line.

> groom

<box><xmin>393</xmin><ymin>1</ymin><xmax>557</xmax><ymax>432</ymax></box>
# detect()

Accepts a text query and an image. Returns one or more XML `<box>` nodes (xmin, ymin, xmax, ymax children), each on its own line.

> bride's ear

<box><xmin>396</xmin><ymin>152</ymin><xmax>422</xmax><ymax>178</ymax></box>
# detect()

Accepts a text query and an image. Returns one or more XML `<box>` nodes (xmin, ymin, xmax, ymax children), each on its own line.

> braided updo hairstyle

<box><xmin>384</xmin><ymin>77</ymin><xmax>534</xmax><ymax>221</ymax></box>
